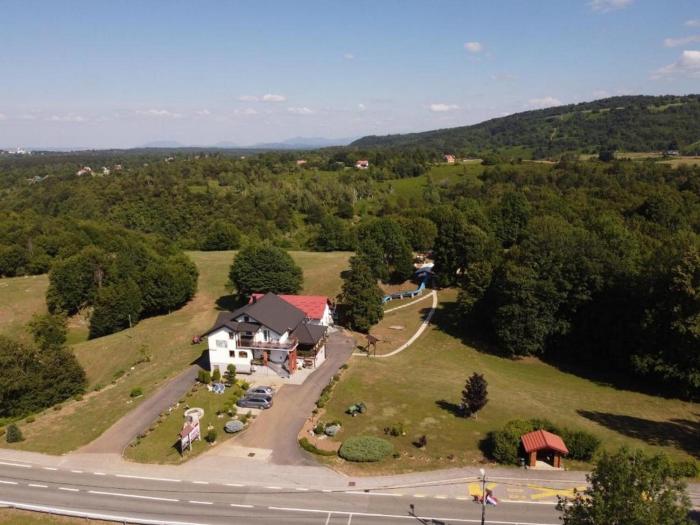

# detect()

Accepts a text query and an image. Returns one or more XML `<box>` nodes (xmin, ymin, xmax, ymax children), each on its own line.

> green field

<box><xmin>0</xmin><ymin>509</ymin><xmax>111</xmax><ymax>525</ymax></box>
<box><xmin>321</xmin><ymin>289</ymin><xmax>700</xmax><ymax>474</ymax></box>
<box><xmin>0</xmin><ymin>251</ymin><xmax>350</xmax><ymax>454</ymax></box>
<box><xmin>0</xmin><ymin>274</ymin><xmax>48</xmax><ymax>343</ymax></box>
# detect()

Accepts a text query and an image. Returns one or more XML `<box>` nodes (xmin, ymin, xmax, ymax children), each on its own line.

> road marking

<box><xmin>59</xmin><ymin>487</ymin><xmax>79</xmax><ymax>492</ymax></box>
<box><xmin>0</xmin><ymin>500</ymin><xmax>208</xmax><ymax>525</ymax></box>
<box><xmin>192</xmin><ymin>481</ymin><xmax>209</xmax><ymax>485</ymax></box>
<box><xmin>28</xmin><ymin>483</ymin><xmax>48</xmax><ymax>488</ymax></box>
<box><xmin>266</xmin><ymin>486</ymin><xmax>282</xmax><ymax>490</ymax></box>
<box><xmin>434</xmin><ymin>495</ymin><xmax>448</xmax><ymax>499</ymax></box>
<box><xmin>346</xmin><ymin>491</ymin><xmax>402</xmax><ymax>497</ymax></box>
<box><xmin>347</xmin><ymin>514</ymin><xmax>353</xmax><ymax>525</ymax></box>
<box><xmin>229</xmin><ymin>503</ymin><xmax>254</xmax><ymax>508</ymax></box>
<box><xmin>70</xmin><ymin>470</ymin><xmax>83</xmax><ymax>474</ymax></box>
<box><xmin>116</xmin><ymin>474</ymin><xmax>181</xmax><ymax>483</ymax></box>
<box><xmin>324</xmin><ymin>512</ymin><xmax>332</xmax><ymax>525</ymax></box>
<box><xmin>93</xmin><ymin>472</ymin><xmax>106</xmax><ymax>476</ymax></box>
<box><xmin>0</xmin><ymin>461</ymin><xmax>31</xmax><ymax>468</ymax></box>
<box><xmin>501</xmin><ymin>499</ymin><xmax>558</xmax><ymax>506</ymax></box>
<box><xmin>88</xmin><ymin>490</ymin><xmax>179</xmax><ymax>503</ymax></box>
<box><xmin>413</xmin><ymin>494</ymin><xmax>426</xmax><ymax>498</ymax></box>
<box><xmin>43</xmin><ymin>467</ymin><xmax>58</xmax><ymax>471</ymax></box>
<box><xmin>266</xmin><ymin>506</ymin><xmax>560</xmax><ymax>524</ymax></box>
<box><xmin>226</xmin><ymin>483</ymin><xmax>244</xmax><ymax>487</ymax></box>
<box><xmin>456</xmin><ymin>496</ymin><xmax>470</xmax><ymax>501</ymax></box>
<box><xmin>189</xmin><ymin>500</ymin><xmax>212</xmax><ymax>505</ymax></box>
<box><xmin>295</xmin><ymin>487</ymin><xmax>309</xmax><ymax>491</ymax></box>
<box><xmin>322</xmin><ymin>489</ymin><xmax>332</xmax><ymax>493</ymax></box>
<box><xmin>0</xmin><ymin>480</ymin><xmax>18</xmax><ymax>485</ymax></box>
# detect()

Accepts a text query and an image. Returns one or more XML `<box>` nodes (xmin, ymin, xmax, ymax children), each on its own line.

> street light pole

<box><xmin>480</xmin><ymin>468</ymin><xmax>486</xmax><ymax>525</ymax></box>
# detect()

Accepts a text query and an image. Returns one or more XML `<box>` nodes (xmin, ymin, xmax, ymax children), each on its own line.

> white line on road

<box><xmin>88</xmin><ymin>490</ymin><xmax>179</xmax><ymax>503</ymax></box>
<box><xmin>0</xmin><ymin>461</ymin><xmax>31</xmax><ymax>468</ymax></box>
<box><xmin>266</xmin><ymin>486</ymin><xmax>282</xmax><ymax>490</ymax></box>
<box><xmin>70</xmin><ymin>470</ymin><xmax>83</xmax><ymax>474</ymax></box>
<box><xmin>226</xmin><ymin>483</ymin><xmax>245</xmax><ymax>487</ymax></box>
<box><xmin>324</xmin><ymin>512</ymin><xmax>332</xmax><ymax>525</ymax></box>
<box><xmin>93</xmin><ymin>472</ymin><xmax>106</xmax><ymax>476</ymax></box>
<box><xmin>188</xmin><ymin>500</ymin><xmax>213</xmax><ymax>505</ymax></box>
<box><xmin>0</xmin><ymin>480</ymin><xmax>18</xmax><ymax>485</ymax></box>
<box><xmin>192</xmin><ymin>481</ymin><xmax>209</xmax><ymax>485</ymax></box>
<box><xmin>229</xmin><ymin>503</ymin><xmax>254</xmax><ymax>508</ymax></box>
<box><xmin>267</xmin><ymin>505</ymin><xmax>560</xmax><ymax>524</ymax></box>
<box><xmin>295</xmin><ymin>487</ymin><xmax>310</xmax><ymax>491</ymax></box>
<box><xmin>116</xmin><ymin>474</ymin><xmax>181</xmax><ymax>483</ymax></box>
<box><xmin>434</xmin><ymin>495</ymin><xmax>448</xmax><ymax>499</ymax></box>
<box><xmin>28</xmin><ymin>483</ymin><xmax>48</xmax><ymax>488</ymax></box>
<box><xmin>346</xmin><ymin>491</ymin><xmax>403</xmax><ymax>497</ymax></box>
<box><xmin>43</xmin><ymin>467</ymin><xmax>58</xmax><ymax>471</ymax></box>
<box><xmin>59</xmin><ymin>487</ymin><xmax>79</xmax><ymax>492</ymax></box>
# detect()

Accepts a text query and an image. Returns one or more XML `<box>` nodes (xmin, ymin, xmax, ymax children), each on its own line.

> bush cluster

<box><xmin>339</xmin><ymin>436</ymin><xmax>394</xmax><ymax>462</ymax></box>
<box><xmin>483</xmin><ymin>419</ymin><xmax>601</xmax><ymax>465</ymax></box>
<box><xmin>5</xmin><ymin>424</ymin><xmax>23</xmax><ymax>443</ymax></box>
<box><xmin>299</xmin><ymin>437</ymin><xmax>337</xmax><ymax>456</ymax></box>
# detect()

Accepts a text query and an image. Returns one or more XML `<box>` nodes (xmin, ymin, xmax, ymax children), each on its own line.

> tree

<box><xmin>494</xmin><ymin>191</ymin><xmax>530</xmax><ymax>248</ymax></box>
<box><xmin>558</xmin><ymin>448</ymin><xmax>692</xmax><ymax>525</ymax></box>
<box><xmin>89</xmin><ymin>279</ymin><xmax>143</xmax><ymax>338</ymax></box>
<box><xmin>598</xmin><ymin>149</ymin><xmax>615</xmax><ymax>162</ymax></box>
<box><xmin>28</xmin><ymin>312</ymin><xmax>68</xmax><ymax>351</ymax></box>
<box><xmin>211</xmin><ymin>368</ymin><xmax>221</xmax><ymax>382</ymax></box>
<box><xmin>225</xmin><ymin>364</ymin><xmax>236</xmax><ymax>385</ymax></box>
<box><xmin>461</xmin><ymin>372</ymin><xmax>488</xmax><ymax>417</ymax></box>
<box><xmin>229</xmin><ymin>244</ymin><xmax>303</xmax><ymax>297</ymax></box>
<box><xmin>340</xmin><ymin>257</ymin><xmax>384</xmax><ymax>332</ymax></box>
<box><xmin>46</xmin><ymin>246</ymin><xmax>111</xmax><ymax>314</ymax></box>
<box><xmin>5</xmin><ymin>424</ymin><xmax>22</xmax><ymax>443</ymax></box>
<box><xmin>201</xmin><ymin>220</ymin><xmax>241</xmax><ymax>251</ymax></box>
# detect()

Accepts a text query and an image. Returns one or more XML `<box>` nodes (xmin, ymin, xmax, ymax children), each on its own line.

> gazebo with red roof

<box><xmin>521</xmin><ymin>429</ymin><xmax>569</xmax><ymax>469</ymax></box>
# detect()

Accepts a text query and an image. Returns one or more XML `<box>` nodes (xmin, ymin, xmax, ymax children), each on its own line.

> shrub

<box><xmin>25</xmin><ymin>416</ymin><xmax>35</xmax><ymax>424</ymax></box>
<box><xmin>211</xmin><ymin>369</ymin><xmax>221</xmax><ymax>382</ymax></box>
<box><xmin>671</xmin><ymin>460</ymin><xmax>699</xmax><ymax>478</ymax></box>
<box><xmin>339</xmin><ymin>436</ymin><xmax>393</xmax><ymax>462</ymax></box>
<box><xmin>94</xmin><ymin>383</ymin><xmax>104</xmax><ymax>392</ymax></box>
<box><xmin>5</xmin><ymin>424</ymin><xmax>23</xmax><ymax>443</ymax></box>
<box><xmin>485</xmin><ymin>430</ymin><xmax>520</xmax><ymax>465</ymax></box>
<box><xmin>113</xmin><ymin>369</ymin><xmax>125</xmax><ymax>380</ymax></box>
<box><xmin>414</xmin><ymin>434</ymin><xmax>428</xmax><ymax>448</ymax></box>
<box><xmin>198</xmin><ymin>370</ymin><xmax>211</xmax><ymax>384</ymax></box>
<box><xmin>561</xmin><ymin>430</ymin><xmax>601</xmax><ymax>461</ymax></box>
<box><xmin>225</xmin><ymin>364</ymin><xmax>236</xmax><ymax>384</ymax></box>
<box><xmin>53</xmin><ymin>404</ymin><xmax>62</xmax><ymax>411</ymax></box>
<box><xmin>74</xmin><ymin>394</ymin><xmax>83</xmax><ymax>401</ymax></box>
<box><xmin>130</xmin><ymin>387</ymin><xmax>143</xmax><ymax>398</ymax></box>
<box><xmin>299</xmin><ymin>437</ymin><xmax>336</xmax><ymax>456</ymax></box>
<box><xmin>384</xmin><ymin>423</ymin><xmax>404</xmax><ymax>437</ymax></box>
<box><xmin>239</xmin><ymin>380</ymin><xmax>250</xmax><ymax>391</ymax></box>
<box><xmin>205</xmin><ymin>429</ymin><xmax>217</xmax><ymax>443</ymax></box>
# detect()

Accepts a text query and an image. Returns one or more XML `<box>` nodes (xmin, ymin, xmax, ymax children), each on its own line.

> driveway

<box><xmin>78</xmin><ymin>364</ymin><xmax>201</xmax><ymax>454</ymax></box>
<box><xmin>231</xmin><ymin>330</ymin><xmax>355</xmax><ymax>465</ymax></box>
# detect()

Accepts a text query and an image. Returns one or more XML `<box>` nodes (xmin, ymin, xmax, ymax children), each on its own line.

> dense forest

<box><xmin>1</xmin><ymin>98</ymin><xmax>700</xmax><ymax>399</ymax></box>
<box><xmin>351</xmin><ymin>95</ymin><xmax>700</xmax><ymax>157</ymax></box>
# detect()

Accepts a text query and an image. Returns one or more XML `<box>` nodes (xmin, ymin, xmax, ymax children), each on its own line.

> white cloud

<box><xmin>47</xmin><ymin>114</ymin><xmax>88</xmax><ymax>122</ymax></box>
<box><xmin>685</xmin><ymin>19</ymin><xmax>700</xmax><ymax>27</ymax></box>
<box><xmin>429</xmin><ymin>103</ymin><xmax>459</xmax><ymax>112</ymax></box>
<box><xmin>663</xmin><ymin>35</ymin><xmax>700</xmax><ymax>47</ymax></box>
<box><xmin>357</xmin><ymin>103</ymin><xmax>366</xmax><ymax>111</ymax></box>
<box><xmin>653</xmin><ymin>50</ymin><xmax>700</xmax><ymax>79</ymax></box>
<box><xmin>262</xmin><ymin>94</ymin><xmax>286</xmax><ymax>102</ymax></box>
<box><xmin>196</xmin><ymin>109</ymin><xmax>211</xmax><ymax>116</ymax></box>
<box><xmin>136</xmin><ymin>109</ymin><xmax>182</xmax><ymax>118</ymax></box>
<box><xmin>344</xmin><ymin>53</ymin><xmax>355</xmax><ymax>60</ymax></box>
<box><xmin>287</xmin><ymin>106</ymin><xmax>314</xmax><ymax>115</ymax></box>
<box><xmin>464</xmin><ymin>41</ymin><xmax>483</xmax><ymax>53</ymax></box>
<box><xmin>589</xmin><ymin>0</ymin><xmax>633</xmax><ymax>12</ymax></box>
<box><xmin>527</xmin><ymin>96</ymin><xmax>562</xmax><ymax>109</ymax></box>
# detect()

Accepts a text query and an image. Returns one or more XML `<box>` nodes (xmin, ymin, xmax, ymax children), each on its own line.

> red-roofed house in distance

<box><xmin>355</xmin><ymin>159</ymin><xmax>369</xmax><ymax>169</ymax></box>
<box><xmin>521</xmin><ymin>429</ymin><xmax>569</xmax><ymax>469</ymax></box>
<box><xmin>250</xmin><ymin>294</ymin><xmax>334</xmax><ymax>326</ymax></box>
<box><xmin>443</xmin><ymin>154</ymin><xmax>456</xmax><ymax>164</ymax></box>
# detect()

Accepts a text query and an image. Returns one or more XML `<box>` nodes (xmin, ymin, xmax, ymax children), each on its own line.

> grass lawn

<box><xmin>0</xmin><ymin>274</ymin><xmax>48</xmax><ymax>343</ymax></box>
<box><xmin>0</xmin><ymin>509</ymin><xmax>112</xmax><ymax>525</ymax></box>
<box><xmin>0</xmin><ymin>250</ymin><xmax>349</xmax><ymax>454</ymax></box>
<box><xmin>321</xmin><ymin>289</ymin><xmax>700</xmax><ymax>475</ymax></box>
<box><xmin>124</xmin><ymin>381</ymin><xmax>250</xmax><ymax>464</ymax></box>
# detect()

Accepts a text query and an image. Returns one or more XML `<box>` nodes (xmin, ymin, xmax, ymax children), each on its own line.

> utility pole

<box><xmin>480</xmin><ymin>468</ymin><xmax>486</xmax><ymax>525</ymax></box>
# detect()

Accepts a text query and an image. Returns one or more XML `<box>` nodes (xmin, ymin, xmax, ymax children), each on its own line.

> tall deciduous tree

<box><xmin>340</xmin><ymin>257</ymin><xmax>384</xmax><ymax>332</ymax></box>
<box><xmin>28</xmin><ymin>312</ymin><xmax>68</xmax><ymax>351</ymax></box>
<box><xmin>229</xmin><ymin>244</ymin><xmax>303</xmax><ymax>297</ymax></box>
<box><xmin>461</xmin><ymin>372</ymin><xmax>488</xmax><ymax>417</ymax></box>
<box><xmin>557</xmin><ymin>448</ymin><xmax>692</xmax><ymax>525</ymax></box>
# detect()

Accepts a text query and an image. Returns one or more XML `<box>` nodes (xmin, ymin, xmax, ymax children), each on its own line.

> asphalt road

<box><xmin>0</xmin><ymin>460</ymin><xmax>561</xmax><ymax>525</ymax></box>
<box><xmin>233</xmin><ymin>330</ymin><xmax>356</xmax><ymax>464</ymax></box>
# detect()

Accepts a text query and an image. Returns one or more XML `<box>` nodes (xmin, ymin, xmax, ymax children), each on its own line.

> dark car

<box><xmin>236</xmin><ymin>396</ymin><xmax>272</xmax><ymax>409</ymax></box>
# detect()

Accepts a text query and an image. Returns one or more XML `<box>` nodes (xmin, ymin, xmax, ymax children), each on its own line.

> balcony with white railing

<box><xmin>237</xmin><ymin>336</ymin><xmax>298</xmax><ymax>350</ymax></box>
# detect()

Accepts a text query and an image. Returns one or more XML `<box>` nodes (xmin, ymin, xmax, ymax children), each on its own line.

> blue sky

<box><xmin>1</xmin><ymin>0</ymin><xmax>699</xmax><ymax>148</ymax></box>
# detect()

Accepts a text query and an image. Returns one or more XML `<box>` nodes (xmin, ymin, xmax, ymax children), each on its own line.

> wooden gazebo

<box><xmin>521</xmin><ymin>429</ymin><xmax>568</xmax><ymax>469</ymax></box>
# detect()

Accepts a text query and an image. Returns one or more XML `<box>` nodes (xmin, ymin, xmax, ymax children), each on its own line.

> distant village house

<box><xmin>355</xmin><ymin>159</ymin><xmax>369</xmax><ymax>169</ymax></box>
<box><xmin>443</xmin><ymin>154</ymin><xmax>456</xmax><ymax>164</ymax></box>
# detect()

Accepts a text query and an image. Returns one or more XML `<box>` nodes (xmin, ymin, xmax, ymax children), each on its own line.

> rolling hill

<box><xmin>351</xmin><ymin>95</ymin><xmax>700</xmax><ymax>157</ymax></box>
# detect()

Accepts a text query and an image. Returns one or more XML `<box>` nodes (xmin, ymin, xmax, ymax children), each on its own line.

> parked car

<box><xmin>236</xmin><ymin>396</ymin><xmax>272</xmax><ymax>409</ymax></box>
<box><xmin>247</xmin><ymin>386</ymin><xmax>274</xmax><ymax>396</ymax></box>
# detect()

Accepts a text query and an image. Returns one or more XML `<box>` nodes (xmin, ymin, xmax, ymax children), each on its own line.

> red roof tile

<box><xmin>521</xmin><ymin>429</ymin><xmax>569</xmax><ymax>455</ymax></box>
<box><xmin>250</xmin><ymin>294</ymin><xmax>329</xmax><ymax>320</ymax></box>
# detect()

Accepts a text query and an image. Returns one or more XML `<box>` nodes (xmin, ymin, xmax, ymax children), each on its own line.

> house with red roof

<box><xmin>249</xmin><ymin>293</ymin><xmax>333</xmax><ymax>326</ymax></box>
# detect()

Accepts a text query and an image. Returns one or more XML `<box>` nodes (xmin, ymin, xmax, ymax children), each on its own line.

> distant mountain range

<box><xmin>351</xmin><ymin>95</ymin><xmax>700</xmax><ymax>155</ymax></box>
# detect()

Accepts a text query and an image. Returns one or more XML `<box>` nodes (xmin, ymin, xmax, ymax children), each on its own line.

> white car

<box><xmin>247</xmin><ymin>386</ymin><xmax>274</xmax><ymax>397</ymax></box>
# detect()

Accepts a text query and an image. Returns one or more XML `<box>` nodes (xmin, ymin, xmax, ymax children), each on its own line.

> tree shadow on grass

<box><xmin>435</xmin><ymin>399</ymin><xmax>464</xmax><ymax>417</ymax></box>
<box><xmin>577</xmin><ymin>410</ymin><xmax>700</xmax><ymax>458</ymax></box>
<box><xmin>215</xmin><ymin>294</ymin><xmax>244</xmax><ymax>312</ymax></box>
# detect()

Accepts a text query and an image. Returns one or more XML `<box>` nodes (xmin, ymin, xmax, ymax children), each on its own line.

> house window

<box><xmin>263</xmin><ymin>329</ymin><xmax>270</xmax><ymax>342</ymax></box>
<box><xmin>229</xmin><ymin>350</ymin><xmax>235</xmax><ymax>358</ymax></box>
<box><xmin>216</xmin><ymin>340</ymin><xmax>227</xmax><ymax>349</ymax></box>
<box><xmin>238</xmin><ymin>351</ymin><xmax>248</xmax><ymax>358</ymax></box>
<box><xmin>228</xmin><ymin>331</ymin><xmax>234</xmax><ymax>339</ymax></box>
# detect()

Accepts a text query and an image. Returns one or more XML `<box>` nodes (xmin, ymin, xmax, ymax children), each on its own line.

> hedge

<box><xmin>339</xmin><ymin>436</ymin><xmax>393</xmax><ymax>462</ymax></box>
<box><xmin>299</xmin><ymin>437</ymin><xmax>336</xmax><ymax>456</ymax></box>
